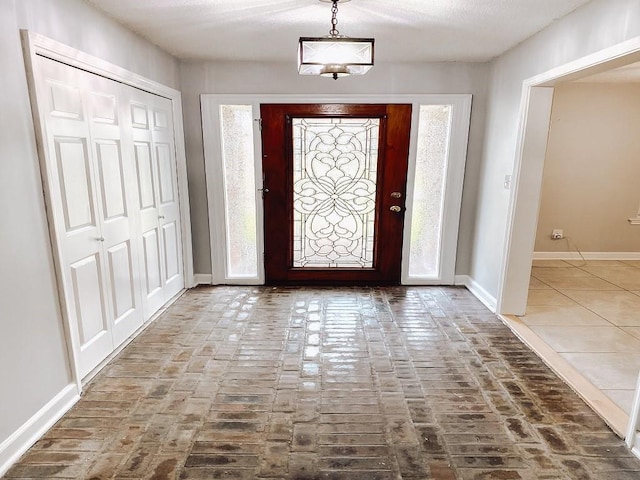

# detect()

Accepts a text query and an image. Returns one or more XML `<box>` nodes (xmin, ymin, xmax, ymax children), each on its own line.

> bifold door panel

<box><xmin>33</xmin><ymin>56</ymin><xmax>184</xmax><ymax>378</ymax></box>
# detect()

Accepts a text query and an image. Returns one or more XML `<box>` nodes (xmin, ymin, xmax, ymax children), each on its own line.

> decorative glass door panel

<box><xmin>292</xmin><ymin>118</ymin><xmax>379</xmax><ymax>268</ymax></box>
<box><xmin>261</xmin><ymin>104</ymin><xmax>412</xmax><ymax>284</ymax></box>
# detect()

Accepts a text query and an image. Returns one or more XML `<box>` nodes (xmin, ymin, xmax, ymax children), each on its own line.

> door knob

<box><xmin>158</xmin><ymin>215</ymin><xmax>165</xmax><ymax>219</ymax></box>
<box><xmin>390</xmin><ymin>192</ymin><xmax>402</xmax><ymax>199</ymax></box>
<box><xmin>96</xmin><ymin>237</ymin><xmax>105</xmax><ymax>242</ymax></box>
<box><xmin>389</xmin><ymin>206</ymin><xmax>402</xmax><ymax>213</ymax></box>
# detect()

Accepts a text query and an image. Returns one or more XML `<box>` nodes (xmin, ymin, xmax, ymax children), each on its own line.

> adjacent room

<box><xmin>507</xmin><ymin>72</ymin><xmax>640</xmax><ymax>432</ymax></box>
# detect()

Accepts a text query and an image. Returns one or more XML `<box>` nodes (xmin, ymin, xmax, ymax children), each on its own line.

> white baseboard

<box><xmin>455</xmin><ymin>275</ymin><xmax>497</xmax><ymax>313</ymax></box>
<box><xmin>193</xmin><ymin>274</ymin><xmax>212</xmax><ymax>285</ymax></box>
<box><xmin>0</xmin><ymin>384</ymin><xmax>79</xmax><ymax>476</ymax></box>
<box><xmin>631</xmin><ymin>432</ymin><xmax>640</xmax><ymax>461</ymax></box>
<box><xmin>533</xmin><ymin>252</ymin><xmax>640</xmax><ymax>261</ymax></box>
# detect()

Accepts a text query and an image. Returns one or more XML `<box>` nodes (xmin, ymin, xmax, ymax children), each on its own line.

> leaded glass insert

<box><xmin>292</xmin><ymin>117</ymin><xmax>379</xmax><ymax>268</ymax></box>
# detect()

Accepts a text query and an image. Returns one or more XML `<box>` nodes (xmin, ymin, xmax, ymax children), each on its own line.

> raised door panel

<box><xmin>142</xmin><ymin>227</ymin><xmax>164</xmax><ymax>314</ymax></box>
<box><xmin>156</xmin><ymin>143</ymin><xmax>175</xmax><ymax>205</ymax></box>
<box><xmin>89</xmin><ymin>92</ymin><xmax>118</xmax><ymax>125</ymax></box>
<box><xmin>55</xmin><ymin>138</ymin><xmax>95</xmax><ymax>235</ymax></box>
<box><xmin>96</xmin><ymin>140</ymin><xmax>126</xmax><ymax>221</ymax></box>
<box><xmin>49</xmin><ymin>80</ymin><xmax>83</xmax><ymax>120</ymax></box>
<box><xmin>131</xmin><ymin>103</ymin><xmax>150</xmax><ymax>130</ymax></box>
<box><xmin>134</xmin><ymin>143</ymin><xmax>156</xmax><ymax>211</ymax></box>
<box><xmin>106</xmin><ymin>240</ymin><xmax>140</xmax><ymax>346</ymax></box>
<box><xmin>69</xmin><ymin>254</ymin><xmax>113</xmax><ymax>378</ymax></box>
<box><xmin>162</xmin><ymin>221</ymin><xmax>180</xmax><ymax>282</ymax></box>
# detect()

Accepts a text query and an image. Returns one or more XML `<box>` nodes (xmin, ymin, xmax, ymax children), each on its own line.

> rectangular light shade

<box><xmin>298</xmin><ymin>37</ymin><xmax>374</xmax><ymax>76</ymax></box>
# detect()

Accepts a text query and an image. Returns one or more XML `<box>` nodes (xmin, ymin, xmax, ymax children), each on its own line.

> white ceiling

<box><xmin>85</xmin><ymin>0</ymin><xmax>593</xmax><ymax>63</ymax></box>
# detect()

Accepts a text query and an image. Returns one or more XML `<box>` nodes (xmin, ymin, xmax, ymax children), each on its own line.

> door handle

<box><xmin>389</xmin><ymin>206</ymin><xmax>402</xmax><ymax>213</ymax></box>
<box><xmin>390</xmin><ymin>192</ymin><xmax>402</xmax><ymax>199</ymax></box>
<box><xmin>96</xmin><ymin>236</ymin><xmax>105</xmax><ymax>242</ymax></box>
<box><xmin>158</xmin><ymin>215</ymin><xmax>165</xmax><ymax>219</ymax></box>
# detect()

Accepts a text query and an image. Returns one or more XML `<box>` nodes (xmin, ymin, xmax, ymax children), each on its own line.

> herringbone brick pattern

<box><xmin>4</xmin><ymin>286</ymin><xmax>640</xmax><ymax>479</ymax></box>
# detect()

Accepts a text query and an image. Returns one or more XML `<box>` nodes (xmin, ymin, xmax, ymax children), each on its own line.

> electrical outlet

<box><xmin>551</xmin><ymin>229</ymin><xmax>563</xmax><ymax>240</ymax></box>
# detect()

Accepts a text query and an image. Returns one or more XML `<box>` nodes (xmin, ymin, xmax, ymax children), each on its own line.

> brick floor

<box><xmin>4</xmin><ymin>286</ymin><xmax>640</xmax><ymax>479</ymax></box>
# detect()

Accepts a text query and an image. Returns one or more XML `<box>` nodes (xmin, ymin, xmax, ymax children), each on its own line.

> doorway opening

<box><xmin>497</xmin><ymin>37</ymin><xmax>640</xmax><ymax>449</ymax></box>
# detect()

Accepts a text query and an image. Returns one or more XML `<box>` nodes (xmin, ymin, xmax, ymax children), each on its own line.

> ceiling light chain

<box><xmin>329</xmin><ymin>0</ymin><xmax>340</xmax><ymax>37</ymax></box>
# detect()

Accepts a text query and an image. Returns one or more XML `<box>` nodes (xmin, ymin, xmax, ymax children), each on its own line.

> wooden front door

<box><xmin>261</xmin><ymin>104</ymin><xmax>412</xmax><ymax>284</ymax></box>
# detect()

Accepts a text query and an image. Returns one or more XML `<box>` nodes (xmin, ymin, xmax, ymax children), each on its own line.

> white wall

<box><xmin>0</xmin><ymin>0</ymin><xmax>179</xmax><ymax>465</ymax></box>
<box><xmin>535</xmin><ymin>83</ymin><xmax>640</xmax><ymax>253</ymax></box>
<box><xmin>179</xmin><ymin>60</ymin><xmax>490</xmax><ymax>276</ymax></box>
<box><xmin>470</xmin><ymin>0</ymin><xmax>640</xmax><ymax>302</ymax></box>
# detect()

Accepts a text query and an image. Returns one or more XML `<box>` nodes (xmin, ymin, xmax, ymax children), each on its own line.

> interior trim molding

<box><xmin>533</xmin><ymin>252</ymin><xmax>640</xmax><ymax>261</ymax></box>
<box><xmin>0</xmin><ymin>384</ymin><xmax>79</xmax><ymax>477</ymax></box>
<box><xmin>455</xmin><ymin>275</ymin><xmax>497</xmax><ymax>313</ymax></box>
<box><xmin>194</xmin><ymin>274</ymin><xmax>213</xmax><ymax>285</ymax></box>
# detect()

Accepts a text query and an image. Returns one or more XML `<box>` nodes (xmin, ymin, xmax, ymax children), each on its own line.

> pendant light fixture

<box><xmin>298</xmin><ymin>0</ymin><xmax>374</xmax><ymax>80</ymax></box>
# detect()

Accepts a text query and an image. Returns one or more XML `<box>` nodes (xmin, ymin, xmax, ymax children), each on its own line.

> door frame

<box><xmin>201</xmin><ymin>94</ymin><xmax>472</xmax><ymax>286</ymax></box>
<box><xmin>260</xmin><ymin>103</ymin><xmax>412</xmax><ymax>285</ymax></box>
<box><xmin>21</xmin><ymin>31</ymin><xmax>194</xmax><ymax>392</ymax></box>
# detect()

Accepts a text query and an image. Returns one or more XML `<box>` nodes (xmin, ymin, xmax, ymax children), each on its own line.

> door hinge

<box><xmin>254</xmin><ymin>118</ymin><xmax>263</xmax><ymax>131</ymax></box>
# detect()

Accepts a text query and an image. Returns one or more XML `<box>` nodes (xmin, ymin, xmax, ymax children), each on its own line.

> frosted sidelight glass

<box><xmin>220</xmin><ymin>105</ymin><xmax>258</xmax><ymax>277</ymax></box>
<box><xmin>292</xmin><ymin>117</ymin><xmax>379</xmax><ymax>268</ymax></box>
<box><xmin>408</xmin><ymin>105</ymin><xmax>452</xmax><ymax>277</ymax></box>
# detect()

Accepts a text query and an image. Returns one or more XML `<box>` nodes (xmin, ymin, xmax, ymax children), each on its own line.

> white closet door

<box><xmin>128</xmin><ymin>90</ymin><xmax>184</xmax><ymax>316</ymax></box>
<box><xmin>33</xmin><ymin>55</ymin><xmax>185</xmax><ymax>379</ymax></box>
<box><xmin>149</xmin><ymin>94</ymin><xmax>184</xmax><ymax>299</ymax></box>
<box><xmin>86</xmin><ymin>80</ymin><xmax>144</xmax><ymax>348</ymax></box>
<box><xmin>36</xmin><ymin>57</ymin><xmax>114</xmax><ymax>377</ymax></box>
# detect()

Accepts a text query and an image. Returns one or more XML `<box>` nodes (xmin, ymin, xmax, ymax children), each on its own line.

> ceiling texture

<box><xmin>86</xmin><ymin>0</ymin><xmax>593</xmax><ymax>63</ymax></box>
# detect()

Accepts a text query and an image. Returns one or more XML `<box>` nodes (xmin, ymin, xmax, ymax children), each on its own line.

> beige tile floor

<box><xmin>521</xmin><ymin>259</ymin><xmax>640</xmax><ymax>415</ymax></box>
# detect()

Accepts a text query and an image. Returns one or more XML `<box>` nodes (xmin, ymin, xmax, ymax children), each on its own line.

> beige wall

<box><xmin>535</xmin><ymin>83</ymin><xmax>640</xmax><ymax>253</ymax></box>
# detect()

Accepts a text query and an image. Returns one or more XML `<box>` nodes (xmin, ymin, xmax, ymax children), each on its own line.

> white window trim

<box><xmin>201</xmin><ymin>94</ymin><xmax>472</xmax><ymax>285</ymax></box>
